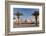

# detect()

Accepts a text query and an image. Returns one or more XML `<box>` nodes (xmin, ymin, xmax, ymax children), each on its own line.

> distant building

<box><xmin>27</xmin><ymin>16</ymin><xmax>39</xmax><ymax>23</ymax></box>
<box><xmin>13</xmin><ymin>16</ymin><xmax>39</xmax><ymax>24</ymax></box>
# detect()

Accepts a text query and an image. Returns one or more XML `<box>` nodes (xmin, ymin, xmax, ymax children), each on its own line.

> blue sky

<box><xmin>13</xmin><ymin>8</ymin><xmax>39</xmax><ymax>19</ymax></box>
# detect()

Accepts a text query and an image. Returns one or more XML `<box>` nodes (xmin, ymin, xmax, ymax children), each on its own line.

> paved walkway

<box><xmin>13</xmin><ymin>24</ymin><xmax>39</xmax><ymax>28</ymax></box>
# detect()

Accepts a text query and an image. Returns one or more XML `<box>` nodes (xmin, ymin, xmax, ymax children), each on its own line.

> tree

<box><xmin>14</xmin><ymin>11</ymin><xmax>23</xmax><ymax>25</ymax></box>
<box><xmin>32</xmin><ymin>11</ymin><xmax>39</xmax><ymax>26</ymax></box>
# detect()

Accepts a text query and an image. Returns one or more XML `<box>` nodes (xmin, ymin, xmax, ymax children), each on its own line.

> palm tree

<box><xmin>14</xmin><ymin>11</ymin><xmax>23</xmax><ymax>25</ymax></box>
<box><xmin>32</xmin><ymin>11</ymin><xmax>39</xmax><ymax>26</ymax></box>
